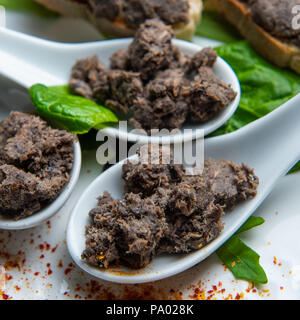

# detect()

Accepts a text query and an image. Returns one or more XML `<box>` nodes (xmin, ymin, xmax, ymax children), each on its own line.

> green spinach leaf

<box><xmin>289</xmin><ymin>161</ymin><xmax>300</xmax><ymax>174</ymax></box>
<box><xmin>217</xmin><ymin>216</ymin><xmax>267</xmax><ymax>284</ymax></box>
<box><xmin>235</xmin><ymin>216</ymin><xmax>265</xmax><ymax>235</ymax></box>
<box><xmin>217</xmin><ymin>235</ymin><xmax>268</xmax><ymax>284</ymax></box>
<box><xmin>0</xmin><ymin>0</ymin><xmax>57</xmax><ymax>17</ymax></box>
<box><xmin>213</xmin><ymin>41</ymin><xmax>300</xmax><ymax>136</ymax></box>
<box><xmin>213</xmin><ymin>41</ymin><xmax>300</xmax><ymax>173</ymax></box>
<box><xmin>196</xmin><ymin>11</ymin><xmax>242</xmax><ymax>43</ymax></box>
<box><xmin>29</xmin><ymin>84</ymin><xmax>118</xmax><ymax>134</ymax></box>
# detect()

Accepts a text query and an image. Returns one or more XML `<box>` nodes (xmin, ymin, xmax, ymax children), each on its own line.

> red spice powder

<box><xmin>64</xmin><ymin>268</ymin><xmax>72</xmax><ymax>275</ymax></box>
<box><xmin>1</xmin><ymin>292</ymin><xmax>11</xmax><ymax>300</ymax></box>
<box><xmin>5</xmin><ymin>274</ymin><xmax>13</xmax><ymax>281</ymax></box>
<box><xmin>51</xmin><ymin>245</ymin><xmax>59</xmax><ymax>253</ymax></box>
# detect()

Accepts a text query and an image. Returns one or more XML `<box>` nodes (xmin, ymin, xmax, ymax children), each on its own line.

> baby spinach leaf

<box><xmin>217</xmin><ymin>235</ymin><xmax>268</xmax><ymax>284</ymax></box>
<box><xmin>0</xmin><ymin>0</ymin><xmax>57</xmax><ymax>17</ymax></box>
<box><xmin>288</xmin><ymin>161</ymin><xmax>300</xmax><ymax>174</ymax></box>
<box><xmin>196</xmin><ymin>11</ymin><xmax>242</xmax><ymax>43</ymax></box>
<box><xmin>213</xmin><ymin>41</ymin><xmax>300</xmax><ymax>173</ymax></box>
<box><xmin>235</xmin><ymin>216</ymin><xmax>265</xmax><ymax>235</ymax></box>
<box><xmin>29</xmin><ymin>84</ymin><xmax>118</xmax><ymax>134</ymax></box>
<box><xmin>213</xmin><ymin>41</ymin><xmax>300</xmax><ymax>136</ymax></box>
<box><xmin>217</xmin><ymin>216</ymin><xmax>267</xmax><ymax>284</ymax></box>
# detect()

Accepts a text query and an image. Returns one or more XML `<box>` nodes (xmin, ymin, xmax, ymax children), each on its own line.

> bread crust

<box><xmin>35</xmin><ymin>0</ymin><xmax>202</xmax><ymax>40</ymax></box>
<box><xmin>35</xmin><ymin>0</ymin><xmax>88</xmax><ymax>18</ymax></box>
<box><xmin>206</xmin><ymin>0</ymin><xmax>300</xmax><ymax>74</ymax></box>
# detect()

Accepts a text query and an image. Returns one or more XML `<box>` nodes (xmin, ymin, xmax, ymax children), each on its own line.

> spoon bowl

<box><xmin>0</xmin><ymin>27</ymin><xmax>240</xmax><ymax>143</ymax></box>
<box><xmin>0</xmin><ymin>140</ymin><xmax>82</xmax><ymax>230</ymax></box>
<box><xmin>67</xmin><ymin>94</ymin><xmax>300</xmax><ymax>284</ymax></box>
<box><xmin>0</xmin><ymin>79</ymin><xmax>82</xmax><ymax>230</ymax></box>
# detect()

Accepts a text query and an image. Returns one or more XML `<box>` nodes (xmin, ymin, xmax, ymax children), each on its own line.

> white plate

<box><xmin>0</xmin><ymin>10</ymin><xmax>299</xmax><ymax>300</ymax></box>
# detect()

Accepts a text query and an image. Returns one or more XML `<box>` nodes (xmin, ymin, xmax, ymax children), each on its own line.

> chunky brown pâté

<box><xmin>0</xmin><ymin>112</ymin><xmax>75</xmax><ymax>220</ymax></box>
<box><xmin>70</xmin><ymin>19</ymin><xmax>237</xmax><ymax>132</ymax></box>
<box><xmin>82</xmin><ymin>146</ymin><xmax>258</xmax><ymax>269</ymax></box>
<box><xmin>88</xmin><ymin>0</ymin><xmax>190</xmax><ymax>28</ymax></box>
<box><xmin>241</xmin><ymin>0</ymin><xmax>300</xmax><ymax>47</ymax></box>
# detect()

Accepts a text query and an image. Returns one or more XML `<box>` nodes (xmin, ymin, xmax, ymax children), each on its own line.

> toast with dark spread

<box><xmin>206</xmin><ymin>0</ymin><xmax>300</xmax><ymax>74</ymax></box>
<box><xmin>34</xmin><ymin>0</ymin><xmax>203</xmax><ymax>40</ymax></box>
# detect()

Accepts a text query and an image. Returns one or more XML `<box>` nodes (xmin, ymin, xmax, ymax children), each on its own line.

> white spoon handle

<box><xmin>207</xmin><ymin>94</ymin><xmax>300</xmax><ymax>184</ymax></box>
<box><xmin>0</xmin><ymin>27</ymin><xmax>66</xmax><ymax>88</ymax></box>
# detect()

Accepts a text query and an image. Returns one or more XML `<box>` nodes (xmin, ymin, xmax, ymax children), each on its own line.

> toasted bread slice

<box><xmin>34</xmin><ymin>0</ymin><xmax>203</xmax><ymax>40</ymax></box>
<box><xmin>206</xmin><ymin>0</ymin><xmax>300</xmax><ymax>74</ymax></box>
<box><xmin>35</xmin><ymin>0</ymin><xmax>88</xmax><ymax>18</ymax></box>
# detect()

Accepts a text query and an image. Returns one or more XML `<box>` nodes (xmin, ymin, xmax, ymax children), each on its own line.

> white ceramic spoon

<box><xmin>0</xmin><ymin>140</ymin><xmax>82</xmax><ymax>230</ymax></box>
<box><xmin>0</xmin><ymin>26</ymin><xmax>240</xmax><ymax>144</ymax></box>
<box><xmin>0</xmin><ymin>74</ymin><xmax>83</xmax><ymax>230</ymax></box>
<box><xmin>67</xmin><ymin>94</ymin><xmax>300</xmax><ymax>284</ymax></box>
